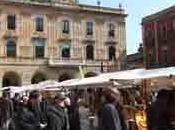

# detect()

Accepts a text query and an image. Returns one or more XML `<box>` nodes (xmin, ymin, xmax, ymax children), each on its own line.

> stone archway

<box><xmin>31</xmin><ymin>72</ymin><xmax>47</xmax><ymax>84</ymax></box>
<box><xmin>59</xmin><ymin>73</ymin><xmax>72</xmax><ymax>82</ymax></box>
<box><xmin>84</xmin><ymin>72</ymin><xmax>98</xmax><ymax>78</ymax></box>
<box><xmin>2</xmin><ymin>71</ymin><xmax>21</xmax><ymax>87</ymax></box>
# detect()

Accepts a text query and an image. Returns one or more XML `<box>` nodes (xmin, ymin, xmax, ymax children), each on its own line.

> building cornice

<box><xmin>0</xmin><ymin>0</ymin><xmax>127</xmax><ymax>17</ymax></box>
<box><xmin>142</xmin><ymin>5</ymin><xmax>175</xmax><ymax>24</ymax></box>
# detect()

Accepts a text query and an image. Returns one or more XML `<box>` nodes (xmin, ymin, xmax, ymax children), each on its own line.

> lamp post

<box><xmin>101</xmin><ymin>61</ymin><xmax>104</xmax><ymax>73</ymax></box>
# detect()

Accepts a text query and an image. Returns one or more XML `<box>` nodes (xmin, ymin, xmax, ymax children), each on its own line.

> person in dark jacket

<box><xmin>0</xmin><ymin>91</ymin><xmax>14</xmax><ymax>130</ymax></box>
<box><xmin>98</xmin><ymin>88</ymin><xmax>123</xmax><ymax>130</ymax></box>
<box><xmin>46</xmin><ymin>92</ymin><xmax>69</xmax><ymax>130</ymax></box>
<box><xmin>148</xmin><ymin>89</ymin><xmax>170</xmax><ymax>130</ymax></box>
<box><xmin>12</xmin><ymin>93</ymin><xmax>21</xmax><ymax>113</ymax></box>
<box><xmin>13</xmin><ymin>91</ymin><xmax>47</xmax><ymax>130</ymax></box>
<box><xmin>66</xmin><ymin>93</ymin><xmax>80</xmax><ymax>130</ymax></box>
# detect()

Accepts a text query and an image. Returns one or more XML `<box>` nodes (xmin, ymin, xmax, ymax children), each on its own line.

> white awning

<box><xmin>100</xmin><ymin>67</ymin><xmax>175</xmax><ymax>80</ymax></box>
<box><xmin>60</xmin><ymin>76</ymin><xmax>121</xmax><ymax>89</ymax></box>
<box><xmin>59</xmin><ymin>67</ymin><xmax>175</xmax><ymax>89</ymax></box>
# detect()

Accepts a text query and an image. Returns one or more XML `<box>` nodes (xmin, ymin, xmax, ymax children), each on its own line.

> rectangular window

<box><xmin>62</xmin><ymin>20</ymin><xmax>69</xmax><ymax>34</ymax></box>
<box><xmin>162</xmin><ymin>50</ymin><xmax>168</xmax><ymax>66</ymax></box>
<box><xmin>33</xmin><ymin>39</ymin><xmax>45</xmax><ymax>58</ymax></box>
<box><xmin>7</xmin><ymin>15</ymin><xmax>16</xmax><ymax>30</ymax></box>
<box><xmin>36</xmin><ymin>17</ymin><xmax>44</xmax><ymax>32</ymax></box>
<box><xmin>7</xmin><ymin>41</ymin><xmax>16</xmax><ymax>57</ymax></box>
<box><xmin>108</xmin><ymin>24</ymin><xmax>115</xmax><ymax>37</ymax></box>
<box><xmin>35</xmin><ymin>46</ymin><xmax>44</xmax><ymax>58</ymax></box>
<box><xmin>60</xmin><ymin>43</ymin><xmax>71</xmax><ymax>58</ymax></box>
<box><xmin>86</xmin><ymin>22</ymin><xmax>93</xmax><ymax>36</ymax></box>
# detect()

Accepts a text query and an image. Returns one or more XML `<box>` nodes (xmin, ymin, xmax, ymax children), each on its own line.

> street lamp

<box><xmin>101</xmin><ymin>61</ymin><xmax>104</xmax><ymax>73</ymax></box>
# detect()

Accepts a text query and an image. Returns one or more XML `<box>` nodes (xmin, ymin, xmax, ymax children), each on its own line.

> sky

<box><xmin>79</xmin><ymin>0</ymin><xmax>175</xmax><ymax>54</ymax></box>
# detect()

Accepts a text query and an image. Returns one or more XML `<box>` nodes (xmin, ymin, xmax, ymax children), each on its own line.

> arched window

<box><xmin>108</xmin><ymin>46</ymin><xmax>116</xmax><ymax>61</ymax></box>
<box><xmin>86</xmin><ymin>45</ymin><xmax>94</xmax><ymax>60</ymax></box>
<box><xmin>7</xmin><ymin>40</ymin><xmax>16</xmax><ymax>57</ymax></box>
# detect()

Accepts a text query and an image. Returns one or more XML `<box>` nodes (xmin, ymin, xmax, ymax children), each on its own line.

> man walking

<box><xmin>46</xmin><ymin>92</ymin><xmax>69</xmax><ymax>130</ymax></box>
<box><xmin>98</xmin><ymin>88</ymin><xmax>123</xmax><ymax>130</ymax></box>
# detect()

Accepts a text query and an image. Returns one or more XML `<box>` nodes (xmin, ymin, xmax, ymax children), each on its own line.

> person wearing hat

<box><xmin>46</xmin><ymin>92</ymin><xmax>69</xmax><ymax>130</ymax></box>
<box><xmin>98</xmin><ymin>87</ymin><xmax>124</xmax><ymax>130</ymax></box>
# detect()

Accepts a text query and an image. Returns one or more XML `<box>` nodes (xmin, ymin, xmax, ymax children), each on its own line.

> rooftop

<box><xmin>1</xmin><ymin>0</ymin><xmax>127</xmax><ymax>16</ymax></box>
<box><xmin>142</xmin><ymin>5</ymin><xmax>175</xmax><ymax>24</ymax></box>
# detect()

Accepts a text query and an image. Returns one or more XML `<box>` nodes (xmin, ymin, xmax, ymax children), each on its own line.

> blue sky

<box><xmin>79</xmin><ymin>0</ymin><xmax>175</xmax><ymax>54</ymax></box>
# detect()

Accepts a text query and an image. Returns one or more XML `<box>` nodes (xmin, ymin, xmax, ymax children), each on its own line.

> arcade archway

<box><xmin>31</xmin><ymin>72</ymin><xmax>47</xmax><ymax>84</ymax></box>
<box><xmin>2</xmin><ymin>72</ymin><xmax>21</xmax><ymax>87</ymax></box>
<box><xmin>59</xmin><ymin>73</ymin><xmax>72</xmax><ymax>82</ymax></box>
<box><xmin>84</xmin><ymin>72</ymin><xmax>97</xmax><ymax>78</ymax></box>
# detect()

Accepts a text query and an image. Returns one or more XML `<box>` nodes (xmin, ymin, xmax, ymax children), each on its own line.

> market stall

<box><xmin>0</xmin><ymin>67</ymin><xmax>174</xmax><ymax>130</ymax></box>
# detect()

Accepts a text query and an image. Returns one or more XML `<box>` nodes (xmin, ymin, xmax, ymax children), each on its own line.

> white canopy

<box><xmin>59</xmin><ymin>76</ymin><xmax>121</xmax><ymax>89</ymax></box>
<box><xmin>1</xmin><ymin>67</ymin><xmax>174</xmax><ymax>92</ymax></box>
<box><xmin>36</xmin><ymin>80</ymin><xmax>61</xmax><ymax>89</ymax></box>
<box><xmin>100</xmin><ymin>67</ymin><xmax>175</xmax><ymax>80</ymax></box>
<box><xmin>59</xmin><ymin>67</ymin><xmax>175</xmax><ymax>88</ymax></box>
<box><xmin>0</xmin><ymin>80</ymin><xmax>61</xmax><ymax>93</ymax></box>
<box><xmin>0</xmin><ymin>84</ymin><xmax>36</xmax><ymax>93</ymax></box>
<box><xmin>60</xmin><ymin>79</ymin><xmax>81</xmax><ymax>87</ymax></box>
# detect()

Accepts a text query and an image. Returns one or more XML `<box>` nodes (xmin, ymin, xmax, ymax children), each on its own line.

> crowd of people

<box><xmin>0</xmin><ymin>87</ymin><xmax>174</xmax><ymax>130</ymax></box>
<box><xmin>0</xmin><ymin>88</ymin><xmax>128</xmax><ymax>130</ymax></box>
<box><xmin>0</xmin><ymin>90</ymin><xmax>79</xmax><ymax>130</ymax></box>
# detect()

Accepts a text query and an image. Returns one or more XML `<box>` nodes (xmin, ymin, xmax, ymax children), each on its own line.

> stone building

<box><xmin>142</xmin><ymin>6</ymin><xmax>175</xmax><ymax>69</ymax></box>
<box><xmin>0</xmin><ymin>0</ymin><xmax>127</xmax><ymax>89</ymax></box>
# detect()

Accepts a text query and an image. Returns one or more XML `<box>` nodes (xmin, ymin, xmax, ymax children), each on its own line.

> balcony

<box><xmin>82</xmin><ymin>35</ymin><xmax>95</xmax><ymax>43</ymax></box>
<box><xmin>0</xmin><ymin>56</ymin><xmax>48</xmax><ymax>65</ymax></box>
<box><xmin>32</xmin><ymin>31</ymin><xmax>47</xmax><ymax>39</ymax></box>
<box><xmin>3</xmin><ymin>30</ymin><xmax>18</xmax><ymax>39</ymax></box>
<box><xmin>105</xmin><ymin>36</ymin><xmax>118</xmax><ymax>45</ymax></box>
<box><xmin>57</xmin><ymin>33</ymin><xmax>71</xmax><ymax>42</ymax></box>
<box><xmin>48</xmin><ymin>58</ymin><xmax>119</xmax><ymax>70</ymax></box>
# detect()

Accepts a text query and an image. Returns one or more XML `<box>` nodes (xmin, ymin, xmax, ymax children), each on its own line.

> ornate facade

<box><xmin>0</xmin><ymin>0</ymin><xmax>127</xmax><ymax>89</ymax></box>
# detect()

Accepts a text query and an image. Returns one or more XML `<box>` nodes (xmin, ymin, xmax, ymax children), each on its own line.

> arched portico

<box><xmin>59</xmin><ymin>73</ymin><xmax>72</xmax><ymax>82</ymax></box>
<box><xmin>31</xmin><ymin>72</ymin><xmax>47</xmax><ymax>84</ymax></box>
<box><xmin>84</xmin><ymin>72</ymin><xmax>98</xmax><ymax>78</ymax></box>
<box><xmin>2</xmin><ymin>71</ymin><xmax>21</xmax><ymax>87</ymax></box>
